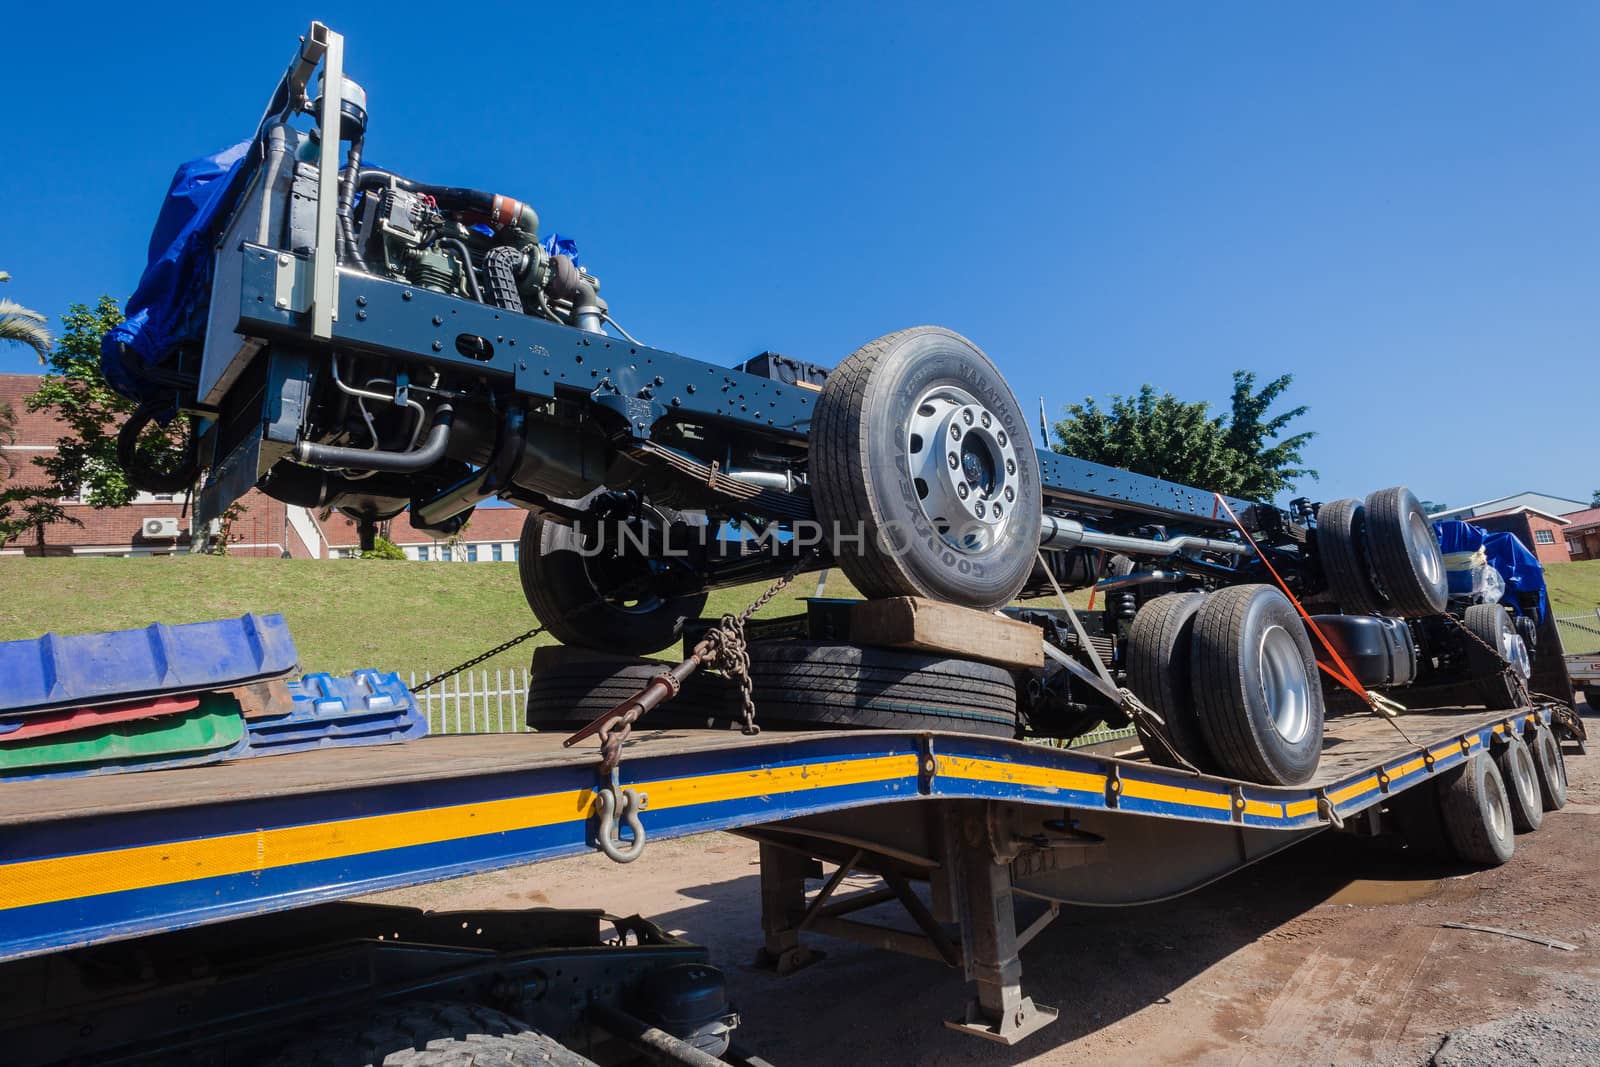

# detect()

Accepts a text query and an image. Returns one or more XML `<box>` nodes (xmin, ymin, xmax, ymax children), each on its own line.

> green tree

<box><xmin>1052</xmin><ymin>371</ymin><xmax>1317</xmax><ymax>500</ymax></box>
<box><xmin>1591</xmin><ymin>489</ymin><xmax>1600</xmax><ymax>508</ymax></box>
<box><xmin>0</xmin><ymin>271</ymin><xmax>53</xmax><ymax>363</ymax></box>
<box><xmin>24</xmin><ymin>296</ymin><xmax>188</xmax><ymax>508</ymax></box>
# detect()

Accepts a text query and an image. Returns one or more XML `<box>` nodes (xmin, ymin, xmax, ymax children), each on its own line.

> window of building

<box><xmin>466</xmin><ymin>544</ymin><xmax>478</xmax><ymax>562</ymax></box>
<box><xmin>510</xmin><ymin>542</ymin><xmax>519</xmax><ymax>561</ymax></box>
<box><xmin>1534</xmin><ymin>529</ymin><xmax>1555</xmax><ymax>545</ymax></box>
<box><xmin>441</xmin><ymin>545</ymin><xmax>452</xmax><ymax>562</ymax></box>
<box><xmin>415</xmin><ymin>544</ymin><xmax>429</xmax><ymax>561</ymax></box>
<box><xmin>491</xmin><ymin>543</ymin><xmax>503</xmax><ymax>561</ymax></box>
<box><xmin>1568</xmin><ymin>539</ymin><xmax>1581</xmax><ymax>554</ymax></box>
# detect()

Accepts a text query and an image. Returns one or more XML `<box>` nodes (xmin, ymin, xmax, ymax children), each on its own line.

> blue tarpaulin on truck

<box><xmin>100</xmin><ymin>142</ymin><xmax>251</xmax><ymax>408</ymax></box>
<box><xmin>1434</xmin><ymin>519</ymin><xmax>1549</xmax><ymax>620</ymax></box>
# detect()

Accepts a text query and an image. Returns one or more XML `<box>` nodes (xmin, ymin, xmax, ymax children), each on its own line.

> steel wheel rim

<box><xmin>1486</xmin><ymin>769</ymin><xmax>1508</xmax><ymax>840</ymax></box>
<box><xmin>1410</xmin><ymin>511</ymin><xmax>1443</xmax><ymax>587</ymax></box>
<box><xmin>905</xmin><ymin>383</ymin><xmax>1020</xmax><ymax>554</ymax></box>
<box><xmin>1258</xmin><ymin>625</ymin><xmax>1312</xmax><ymax>745</ymax></box>
<box><xmin>1514</xmin><ymin>746</ymin><xmax>1536</xmax><ymax>804</ymax></box>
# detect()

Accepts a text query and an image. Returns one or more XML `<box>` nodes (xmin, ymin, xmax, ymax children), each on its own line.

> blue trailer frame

<box><xmin>0</xmin><ymin>698</ymin><xmax>1569</xmax><ymax>1049</ymax></box>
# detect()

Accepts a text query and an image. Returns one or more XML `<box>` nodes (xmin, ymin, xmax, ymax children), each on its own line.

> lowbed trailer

<box><xmin>0</xmin><ymin>695</ymin><xmax>1577</xmax><ymax>1062</ymax></box>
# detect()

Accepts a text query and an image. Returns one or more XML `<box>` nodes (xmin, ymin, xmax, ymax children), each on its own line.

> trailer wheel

<box><xmin>518</xmin><ymin>510</ymin><xmax>707</xmax><ymax>656</ymax></box>
<box><xmin>1530</xmin><ymin>726</ymin><xmax>1569</xmax><ymax>812</ymax></box>
<box><xmin>1190</xmin><ymin>585</ymin><xmax>1325</xmax><ymax>786</ymax></box>
<box><xmin>261</xmin><ymin>1000</ymin><xmax>592</xmax><ymax>1067</ymax></box>
<box><xmin>525</xmin><ymin>647</ymin><xmax>739</xmax><ymax>730</ymax></box>
<box><xmin>1313</xmin><ymin>498</ymin><xmax>1383</xmax><ymax>614</ymax></box>
<box><xmin>1437</xmin><ymin>755</ymin><xmax>1515</xmax><ymax>866</ymax></box>
<box><xmin>1492</xmin><ymin>734</ymin><xmax>1544</xmax><ymax>834</ymax></box>
<box><xmin>1126</xmin><ymin>592</ymin><xmax>1214</xmax><ymax>770</ymax></box>
<box><xmin>1462</xmin><ymin>604</ymin><xmax>1527</xmax><ymax>711</ymax></box>
<box><xmin>747</xmin><ymin>641</ymin><xmax>1019</xmax><ymax>737</ymax></box>
<box><xmin>810</xmin><ymin>327</ymin><xmax>1042</xmax><ymax>610</ymax></box>
<box><xmin>1362</xmin><ymin>487</ymin><xmax>1448</xmax><ymax>617</ymax></box>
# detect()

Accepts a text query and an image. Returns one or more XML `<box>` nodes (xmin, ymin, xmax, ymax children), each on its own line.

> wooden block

<box><xmin>849</xmin><ymin>597</ymin><xmax>1043</xmax><ymax>670</ymax></box>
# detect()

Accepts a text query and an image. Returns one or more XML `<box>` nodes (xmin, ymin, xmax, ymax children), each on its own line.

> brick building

<box><xmin>1</xmin><ymin>373</ymin><xmax>528</xmax><ymax>560</ymax></box>
<box><xmin>1562</xmin><ymin>506</ymin><xmax>1600</xmax><ymax>562</ymax></box>
<box><xmin>1465</xmin><ymin>506</ymin><xmax>1573</xmax><ymax>566</ymax></box>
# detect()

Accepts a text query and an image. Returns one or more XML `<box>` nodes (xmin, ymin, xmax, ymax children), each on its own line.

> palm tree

<box><xmin>0</xmin><ymin>271</ymin><xmax>53</xmax><ymax>363</ymax></box>
<box><xmin>0</xmin><ymin>402</ymin><xmax>15</xmax><ymax>481</ymax></box>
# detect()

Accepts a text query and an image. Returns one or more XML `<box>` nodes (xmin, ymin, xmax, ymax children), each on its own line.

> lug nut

<box><xmin>975</xmin><ymin>501</ymin><xmax>986</xmax><ymax>517</ymax></box>
<box><xmin>993</xmin><ymin>504</ymin><xmax>1003</xmax><ymax>518</ymax></box>
<box><xmin>950</xmin><ymin>424</ymin><xmax>962</xmax><ymax>440</ymax></box>
<box><xmin>948</xmin><ymin>453</ymin><xmax>959</xmax><ymax>469</ymax></box>
<box><xmin>963</xmin><ymin>408</ymin><xmax>975</xmax><ymax>425</ymax></box>
<box><xmin>980</xmin><ymin>411</ymin><xmax>992</xmax><ymax>428</ymax></box>
<box><xmin>1004</xmin><ymin>486</ymin><xmax>1015</xmax><ymax>502</ymax></box>
<box><xmin>957</xmin><ymin>483</ymin><xmax>969</xmax><ymax>499</ymax></box>
<box><xmin>1005</xmin><ymin>459</ymin><xmax>1016</xmax><ymax>475</ymax></box>
<box><xmin>997</xmin><ymin>430</ymin><xmax>1007</xmax><ymax>447</ymax></box>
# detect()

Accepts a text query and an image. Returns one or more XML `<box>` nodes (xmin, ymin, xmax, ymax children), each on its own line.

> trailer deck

<box><xmin>0</xmin><ymin>702</ymin><xmax>1555</xmax><ymax>964</ymax></box>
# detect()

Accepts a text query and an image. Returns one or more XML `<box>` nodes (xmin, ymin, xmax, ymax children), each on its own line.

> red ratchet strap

<box><xmin>1211</xmin><ymin>494</ymin><xmax>1373</xmax><ymax>705</ymax></box>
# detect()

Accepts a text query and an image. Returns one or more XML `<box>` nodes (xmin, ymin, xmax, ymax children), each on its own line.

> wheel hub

<box><xmin>906</xmin><ymin>385</ymin><xmax>1020</xmax><ymax>553</ymax></box>
<box><xmin>1258</xmin><ymin>625</ymin><xmax>1312</xmax><ymax>745</ymax></box>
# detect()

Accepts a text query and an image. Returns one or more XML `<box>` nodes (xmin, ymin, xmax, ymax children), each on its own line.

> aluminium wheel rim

<box><xmin>905</xmin><ymin>383</ymin><xmax>1021</xmax><ymax>554</ymax></box>
<box><xmin>1409</xmin><ymin>511</ymin><xmax>1444</xmax><ymax>588</ymax></box>
<box><xmin>1501</xmin><ymin>632</ymin><xmax>1532</xmax><ymax>680</ymax></box>
<box><xmin>1258</xmin><ymin>625</ymin><xmax>1312</xmax><ymax>745</ymax></box>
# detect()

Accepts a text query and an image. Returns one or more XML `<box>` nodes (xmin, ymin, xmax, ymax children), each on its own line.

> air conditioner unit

<box><xmin>142</xmin><ymin>517</ymin><xmax>181</xmax><ymax>539</ymax></box>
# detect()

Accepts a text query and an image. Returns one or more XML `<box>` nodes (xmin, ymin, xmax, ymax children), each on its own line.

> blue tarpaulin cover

<box><xmin>1433</xmin><ymin>520</ymin><xmax>1549</xmax><ymax>621</ymax></box>
<box><xmin>101</xmin><ymin>142</ymin><xmax>251</xmax><ymax>407</ymax></box>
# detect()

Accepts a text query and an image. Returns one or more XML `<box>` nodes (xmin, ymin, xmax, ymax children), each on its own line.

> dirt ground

<box><xmin>375</xmin><ymin>708</ymin><xmax>1600</xmax><ymax>1065</ymax></box>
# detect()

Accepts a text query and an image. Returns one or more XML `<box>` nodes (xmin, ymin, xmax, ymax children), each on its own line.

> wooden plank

<box><xmin>849</xmin><ymin>597</ymin><xmax>1043</xmax><ymax>669</ymax></box>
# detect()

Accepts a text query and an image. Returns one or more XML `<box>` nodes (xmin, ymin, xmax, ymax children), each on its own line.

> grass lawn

<box><xmin>1544</xmin><ymin>558</ymin><xmax>1600</xmax><ymax>617</ymax></box>
<box><xmin>0</xmin><ymin>556</ymin><xmax>889</xmax><ymax>677</ymax></box>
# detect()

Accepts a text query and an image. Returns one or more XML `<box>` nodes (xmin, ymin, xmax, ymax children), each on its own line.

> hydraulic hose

<box><xmin>293</xmin><ymin>402</ymin><xmax>454</xmax><ymax>473</ymax></box>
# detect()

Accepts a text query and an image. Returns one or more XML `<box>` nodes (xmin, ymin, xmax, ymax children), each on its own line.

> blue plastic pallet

<box><xmin>244</xmin><ymin>670</ymin><xmax>427</xmax><ymax>754</ymax></box>
<box><xmin>0</xmin><ymin>614</ymin><xmax>298</xmax><ymax>717</ymax></box>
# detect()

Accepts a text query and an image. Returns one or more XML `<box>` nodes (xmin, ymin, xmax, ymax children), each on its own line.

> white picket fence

<box><xmin>407</xmin><ymin>668</ymin><xmax>532</xmax><ymax>734</ymax></box>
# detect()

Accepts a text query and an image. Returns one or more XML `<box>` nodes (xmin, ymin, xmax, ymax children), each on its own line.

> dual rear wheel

<box><xmin>1127</xmin><ymin>584</ymin><xmax>1325</xmax><ymax>786</ymax></box>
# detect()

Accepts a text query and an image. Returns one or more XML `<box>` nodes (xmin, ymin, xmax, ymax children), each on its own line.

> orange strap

<box><xmin>1211</xmin><ymin>494</ymin><xmax>1373</xmax><ymax>704</ymax></box>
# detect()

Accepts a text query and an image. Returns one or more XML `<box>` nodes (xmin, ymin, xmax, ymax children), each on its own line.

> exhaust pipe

<box><xmin>1038</xmin><ymin>514</ymin><xmax>1248</xmax><ymax>559</ymax></box>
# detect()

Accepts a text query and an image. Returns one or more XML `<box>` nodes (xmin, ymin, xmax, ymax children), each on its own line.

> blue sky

<box><xmin>3</xmin><ymin>3</ymin><xmax>1595</xmax><ymax>509</ymax></box>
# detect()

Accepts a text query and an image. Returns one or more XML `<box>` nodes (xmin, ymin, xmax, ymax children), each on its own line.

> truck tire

<box><xmin>1462</xmin><ymin>604</ymin><xmax>1525</xmax><ymax>711</ymax></box>
<box><xmin>1362</xmin><ymin>487</ymin><xmax>1448</xmax><ymax>617</ymax></box>
<box><xmin>1436</xmin><ymin>755</ymin><xmax>1515</xmax><ymax>866</ymax></box>
<box><xmin>1530</xmin><ymin>726</ymin><xmax>1569</xmax><ymax>812</ymax></box>
<box><xmin>1492</xmin><ymin>734</ymin><xmax>1544</xmax><ymax>833</ymax></box>
<box><xmin>1126</xmin><ymin>592</ymin><xmax>1214</xmax><ymax>771</ymax></box>
<box><xmin>1190</xmin><ymin>585</ymin><xmax>1326</xmax><ymax>786</ymax></box>
<box><xmin>519</xmin><ymin>510</ymin><xmax>707</xmax><ymax>656</ymax></box>
<box><xmin>1514</xmin><ymin>614</ymin><xmax>1538</xmax><ymax>656</ymax></box>
<box><xmin>260</xmin><ymin>1000</ymin><xmax>594</xmax><ymax>1067</ymax></box>
<box><xmin>810</xmin><ymin>327</ymin><xmax>1042</xmax><ymax>610</ymax></box>
<box><xmin>525</xmin><ymin>647</ymin><xmax>739</xmax><ymax>730</ymax></box>
<box><xmin>747</xmin><ymin>641</ymin><xmax>1019</xmax><ymax>737</ymax></box>
<box><xmin>1314</xmin><ymin>498</ymin><xmax>1383</xmax><ymax>615</ymax></box>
